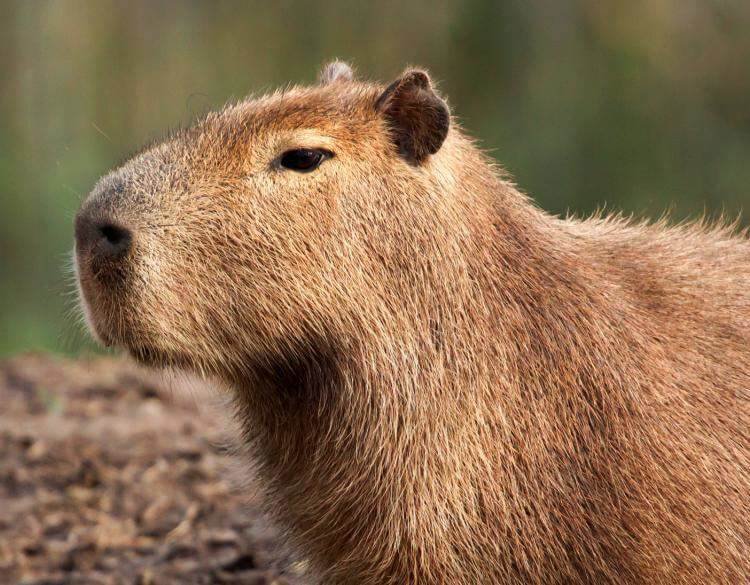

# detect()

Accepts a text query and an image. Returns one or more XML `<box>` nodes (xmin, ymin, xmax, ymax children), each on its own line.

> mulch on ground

<box><xmin>0</xmin><ymin>354</ymin><xmax>304</xmax><ymax>585</ymax></box>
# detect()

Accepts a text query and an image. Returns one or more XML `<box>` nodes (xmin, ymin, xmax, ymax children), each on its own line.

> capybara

<box><xmin>75</xmin><ymin>62</ymin><xmax>750</xmax><ymax>584</ymax></box>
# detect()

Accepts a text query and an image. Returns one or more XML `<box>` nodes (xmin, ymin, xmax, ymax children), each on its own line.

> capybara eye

<box><xmin>279</xmin><ymin>148</ymin><xmax>330</xmax><ymax>172</ymax></box>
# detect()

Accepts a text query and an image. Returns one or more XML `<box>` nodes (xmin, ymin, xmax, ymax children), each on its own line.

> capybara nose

<box><xmin>75</xmin><ymin>211</ymin><xmax>132</xmax><ymax>263</ymax></box>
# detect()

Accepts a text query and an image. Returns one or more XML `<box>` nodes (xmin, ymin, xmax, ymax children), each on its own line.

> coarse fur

<box><xmin>75</xmin><ymin>63</ymin><xmax>750</xmax><ymax>584</ymax></box>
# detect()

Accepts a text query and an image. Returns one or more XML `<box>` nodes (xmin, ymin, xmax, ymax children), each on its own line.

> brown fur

<box><xmin>75</xmin><ymin>64</ymin><xmax>750</xmax><ymax>584</ymax></box>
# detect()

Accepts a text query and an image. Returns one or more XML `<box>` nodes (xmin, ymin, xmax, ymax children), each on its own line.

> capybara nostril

<box><xmin>97</xmin><ymin>222</ymin><xmax>132</xmax><ymax>258</ymax></box>
<box><xmin>75</xmin><ymin>210</ymin><xmax>132</xmax><ymax>263</ymax></box>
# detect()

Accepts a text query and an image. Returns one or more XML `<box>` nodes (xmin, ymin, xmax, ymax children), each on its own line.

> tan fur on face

<box><xmin>76</xmin><ymin>64</ymin><xmax>750</xmax><ymax>584</ymax></box>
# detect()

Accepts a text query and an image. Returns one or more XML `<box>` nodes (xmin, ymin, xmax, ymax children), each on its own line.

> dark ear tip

<box><xmin>375</xmin><ymin>68</ymin><xmax>439</xmax><ymax>112</ymax></box>
<box><xmin>401</xmin><ymin>69</ymin><xmax>432</xmax><ymax>90</ymax></box>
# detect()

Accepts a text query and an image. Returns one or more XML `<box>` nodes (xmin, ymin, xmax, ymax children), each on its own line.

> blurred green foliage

<box><xmin>1</xmin><ymin>0</ymin><xmax>749</xmax><ymax>356</ymax></box>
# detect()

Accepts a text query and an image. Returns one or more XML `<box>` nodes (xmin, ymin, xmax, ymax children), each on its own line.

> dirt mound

<box><xmin>0</xmin><ymin>354</ymin><xmax>303</xmax><ymax>584</ymax></box>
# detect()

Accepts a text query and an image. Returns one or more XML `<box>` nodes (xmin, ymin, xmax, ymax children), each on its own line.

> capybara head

<box><xmin>75</xmin><ymin>63</ymin><xmax>453</xmax><ymax>375</ymax></box>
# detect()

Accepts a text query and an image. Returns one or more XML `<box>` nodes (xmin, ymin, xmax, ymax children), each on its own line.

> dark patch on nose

<box><xmin>75</xmin><ymin>179</ymin><xmax>135</xmax><ymax>283</ymax></box>
<box><xmin>75</xmin><ymin>213</ymin><xmax>132</xmax><ymax>262</ymax></box>
<box><xmin>97</xmin><ymin>222</ymin><xmax>132</xmax><ymax>259</ymax></box>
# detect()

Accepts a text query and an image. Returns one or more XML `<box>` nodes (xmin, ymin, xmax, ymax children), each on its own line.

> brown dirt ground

<box><xmin>0</xmin><ymin>353</ymin><xmax>305</xmax><ymax>585</ymax></box>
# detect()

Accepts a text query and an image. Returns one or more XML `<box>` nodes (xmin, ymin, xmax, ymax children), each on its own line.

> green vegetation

<box><xmin>1</xmin><ymin>0</ymin><xmax>749</xmax><ymax>355</ymax></box>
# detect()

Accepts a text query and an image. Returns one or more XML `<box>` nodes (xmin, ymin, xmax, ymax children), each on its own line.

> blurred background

<box><xmin>1</xmin><ymin>0</ymin><xmax>749</xmax><ymax>356</ymax></box>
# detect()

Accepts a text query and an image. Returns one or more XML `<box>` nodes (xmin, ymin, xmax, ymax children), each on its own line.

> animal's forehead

<box><xmin>113</xmin><ymin>81</ymin><xmax>384</xmax><ymax>188</ymax></box>
<box><xmin>199</xmin><ymin>82</ymin><xmax>382</xmax><ymax>138</ymax></box>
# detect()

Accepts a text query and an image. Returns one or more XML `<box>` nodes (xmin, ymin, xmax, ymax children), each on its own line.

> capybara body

<box><xmin>75</xmin><ymin>63</ymin><xmax>750</xmax><ymax>583</ymax></box>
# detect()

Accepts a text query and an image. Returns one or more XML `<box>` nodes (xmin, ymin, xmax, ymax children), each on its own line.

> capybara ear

<box><xmin>319</xmin><ymin>60</ymin><xmax>355</xmax><ymax>84</ymax></box>
<box><xmin>375</xmin><ymin>69</ymin><xmax>450</xmax><ymax>164</ymax></box>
